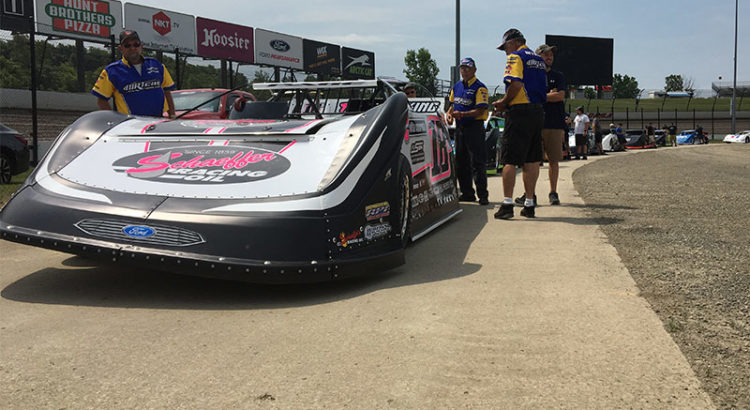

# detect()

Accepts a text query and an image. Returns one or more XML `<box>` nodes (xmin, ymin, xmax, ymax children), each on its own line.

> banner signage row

<box><xmin>7</xmin><ymin>0</ymin><xmax>375</xmax><ymax>78</ymax></box>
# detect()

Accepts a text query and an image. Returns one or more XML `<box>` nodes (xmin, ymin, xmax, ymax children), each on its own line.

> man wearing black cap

<box><xmin>92</xmin><ymin>30</ymin><xmax>176</xmax><ymax>118</ymax></box>
<box><xmin>446</xmin><ymin>57</ymin><xmax>490</xmax><ymax>205</ymax></box>
<box><xmin>492</xmin><ymin>29</ymin><xmax>547</xmax><ymax>219</ymax></box>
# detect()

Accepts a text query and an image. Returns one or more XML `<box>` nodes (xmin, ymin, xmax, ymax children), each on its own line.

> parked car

<box><xmin>723</xmin><ymin>130</ymin><xmax>750</xmax><ymax>144</ymax></box>
<box><xmin>170</xmin><ymin>88</ymin><xmax>256</xmax><ymax>119</ymax></box>
<box><xmin>0</xmin><ymin>123</ymin><xmax>31</xmax><ymax>184</ymax></box>
<box><xmin>677</xmin><ymin>130</ymin><xmax>707</xmax><ymax>145</ymax></box>
<box><xmin>624</xmin><ymin>129</ymin><xmax>657</xmax><ymax>149</ymax></box>
<box><xmin>601</xmin><ymin>132</ymin><xmax>625</xmax><ymax>152</ymax></box>
<box><xmin>653</xmin><ymin>129</ymin><xmax>667</xmax><ymax>146</ymax></box>
<box><xmin>485</xmin><ymin>116</ymin><xmax>504</xmax><ymax>172</ymax></box>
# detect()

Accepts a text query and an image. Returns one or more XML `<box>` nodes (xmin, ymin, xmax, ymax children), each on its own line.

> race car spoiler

<box><xmin>253</xmin><ymin>80</ymin><xmax>379</xmax><ymax>90</ymax></box>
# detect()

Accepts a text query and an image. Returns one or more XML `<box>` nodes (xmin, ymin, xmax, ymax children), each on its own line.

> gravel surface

<box><xmin>574</xmin><ymin>144</ymin><xmax>750</xmax><ymax>409</ymax></box>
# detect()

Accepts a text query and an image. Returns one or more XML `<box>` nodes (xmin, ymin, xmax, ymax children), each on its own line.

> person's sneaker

<box><xmin>520</xmin><ymin>205</ymin><xmax>535</xmax><ymax>218</ymax></box>
<box><xmin>549</xmin><ymin>192</ymin><xmax>560</xmax><ymax>205</ymax></box>
<box><xmin>514</xmin><ymin>194</ymin><xmax>537</xmax><ymax>207</ymax></box>
<box><xmin>478</xmin><ymin>198</ymin><xmax>489</xmax><ymax>205</ymax></box>
<box><xmin>494</xmin><ymin>204</ymin><xmax>514</xmax><ymax>219</ymax></box>
<box><xmin>458</xmin><ymin>194</ymin><xmax>476</xmax><ymax>202</ymax></box>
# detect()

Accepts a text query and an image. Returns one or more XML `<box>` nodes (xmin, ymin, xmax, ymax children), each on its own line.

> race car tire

<box><xmin>745</xmin><ymin>137</ymin><xmax>749</xmax><ymax>143</ymax></box>
<box><xmin>395</xmin><ymin>155</ymin><xmax>411</xmax><ymax>247</ymax></box>
<box><xmin>0</xmin><ymin>153</ymin><xmax>12</xmax><ymax>184</ymax></box>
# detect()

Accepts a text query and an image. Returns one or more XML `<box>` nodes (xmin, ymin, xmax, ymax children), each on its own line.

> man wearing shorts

<box><xmin>573</xmin><ymin>106</ymin><xmax>590</xmax><ymax>159</ymax></box>
<box><xmin>491</xmin><ymin>29</ymin><xmax>547</xmax><ymax>219</ymax></box>
<box><xmin>536</xmin><ymin>44</ymin><xmax>565</xmax><ymax>205</ymax></box>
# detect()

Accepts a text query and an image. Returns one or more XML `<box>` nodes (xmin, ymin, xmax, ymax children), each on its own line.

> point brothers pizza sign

<box><xmin>35</xmin><ymin>0</ymin><xmax>123</xmax><ymax>42</ymax></box>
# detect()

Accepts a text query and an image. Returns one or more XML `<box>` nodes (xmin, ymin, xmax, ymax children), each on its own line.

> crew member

<box><xmin>446</xmin><ymin>57</ymin><xmax>490</xmax><ymax>205</ymax></box>
<box><xmin>92</xmin><ymin>30</ymin><xmax>176</xmax><ymax>118</ymax></box>
<box><xmin>492</xmin><ymin>29</ymin><xmax>547</xmax><ymax>219</ymax></box>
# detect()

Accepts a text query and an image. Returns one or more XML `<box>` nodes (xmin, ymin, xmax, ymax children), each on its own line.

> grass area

<box><xmin>563</xmin><ymin>97</ymin><xmax>748</xmax><ymax>113</ymax></box>
<box><xmin>0</xmin><ymin>168</ymin><xmax>33</xmax><ymax>207</ymax></box>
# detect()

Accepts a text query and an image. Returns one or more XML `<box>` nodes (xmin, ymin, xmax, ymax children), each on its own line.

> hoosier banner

<box><xmin>34</xmin><ymin>0</ymin><xmax>122</xmax><ymax>43</ymax></box>
<box><xmin>196</xmin><ymin>17</ymin><xmax>253</xmax><ymax>63</ymax></box>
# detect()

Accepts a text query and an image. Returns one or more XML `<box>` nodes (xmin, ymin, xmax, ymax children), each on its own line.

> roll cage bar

<box><xmin>250</xmin><ymin>79</ymin><xmax>402</xmax><ymax>119</ymax></box>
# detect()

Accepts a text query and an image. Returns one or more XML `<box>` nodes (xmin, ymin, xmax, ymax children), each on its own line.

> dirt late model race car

<box><xmin>0</xmin><ymin>80</ymin><xmax>461</xmax><ymax>283</ymax></box>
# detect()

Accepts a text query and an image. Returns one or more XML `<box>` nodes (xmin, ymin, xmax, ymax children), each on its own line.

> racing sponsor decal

<box><xmin>112</xmin><ymin>145</ymin><xmax>291</xmax><ymax>184</ymax></box>
<box><xmin>410</xmin><ymin>174</ymin><xmax>458</xmax><ymax>222</ymax></box>
<box><xmin>364</xmin><ymin>223</ymin><xmax>391</xmax><ymax>241</ymax></box>
<box><xmin>122</xmin><ymin>79</ymin><xmax>161</xmax><ymax>93</ymax></box>
<box><xmin>365</xmin><ymin>201</ymin><xmax>390</xmax><ymax>221</ymax></box>
<box><xmin>410</xmin><ymin>140</ymin><xmax>425</xmax><ymax>163</ymax></box>
<box><xmin>122</xmin><ymin>225</ymin><xmax>156</xmax><ymax>238</ymax></box>
<box><xmin>408</xmin><ymin>100</ymin><xmax>442</xmax><ymax>113</ymax></box>
<box><xmin>333</xmin><ymin>229</ymin><xmax>363</xmax><ymax>248</ymax></box>
<box><xmin>407</xmin><ymin>119</ymin><xmax>427</xmax><ymax>134</ymax></box>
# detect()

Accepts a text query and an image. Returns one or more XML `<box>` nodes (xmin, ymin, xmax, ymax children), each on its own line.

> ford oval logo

<box><xmin>270</xmin><ymin>39</ymin><xmax>290</xmax><ymax>52</ymax></box>
<box><xmin>122</xmin><ymin>225</ymin><xmax>156</xmax><ymax>238</ymax></box>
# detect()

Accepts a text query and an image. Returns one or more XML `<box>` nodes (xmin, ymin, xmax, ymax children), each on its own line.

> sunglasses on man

<box><xmin>122</xmin><ymin>42</ymin><xmax>141</xmax><ymax>48</ymax></box>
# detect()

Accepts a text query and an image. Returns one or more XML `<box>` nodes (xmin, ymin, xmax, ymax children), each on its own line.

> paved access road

<box><xmin>1</xmin><ymin>152</ymin><xmax>714</xmax><ymax>409</ymax></box>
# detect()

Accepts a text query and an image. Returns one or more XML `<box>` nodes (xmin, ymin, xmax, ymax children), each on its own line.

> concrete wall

<box><xmin>1</xmin><ymin>88</ymin><xmax>99</xmax><ymax>111</ymax></box>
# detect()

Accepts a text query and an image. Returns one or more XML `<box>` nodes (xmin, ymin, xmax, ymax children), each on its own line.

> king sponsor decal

<box><xmin>43</xmin><ymin>0</ymin><xmax>116</xmax><ymax>38</ymax></box>
<box><xmin>112</xmin><ymin>145</ymin><xmax>291</xmax><ymax>184</ymax></box>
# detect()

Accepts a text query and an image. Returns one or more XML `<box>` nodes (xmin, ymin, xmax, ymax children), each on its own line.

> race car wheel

<box><xmin>0</xmin><ymin>153</ymin><xmax>12</xmax><ymax>184</ymax></box>
<box><xmin>745</xmin><ymin>137</ymin><xmax>749</xmax><ymax>143</ymax></box>
<box><xmin>396</xmin><ymin>157</ymin><xmax>411</xmax><ymax>246</ymax></box>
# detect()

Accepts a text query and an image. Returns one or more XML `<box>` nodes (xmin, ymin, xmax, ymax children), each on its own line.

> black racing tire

<box><xmin>0</xmin><ymin>153</ymin><xmax>12</xmax><ymax>184</ymax></box>
<box><xmin>745</xmin><ymin>137</ymin><xmax>749</xmax><ymax>144</ymax></box>
<box><xmin>395</xmin><ymin>156</ymin><xmax>412</xmax><ymax>247</ymax></box>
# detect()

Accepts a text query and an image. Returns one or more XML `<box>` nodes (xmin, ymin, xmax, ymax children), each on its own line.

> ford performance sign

<box><xmin>254</xmin><ymin>28</ymin><xmax>303</xmax><ymax>70</ymax></box>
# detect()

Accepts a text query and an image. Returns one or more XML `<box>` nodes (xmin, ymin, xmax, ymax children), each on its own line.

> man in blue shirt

<box><xmin>492</xmin><ymin>29</ymin><xmax>547</xmax><ymax>219</ymax></box>
<box><xmin>92</xmin><ymin>30</ymin><xmax>176</xmax><ymax>118</ymax></box>
<box><xmin>446</xmin><ymin>57</ymin><xmax>490</xmax><ymax>205</ymax></box>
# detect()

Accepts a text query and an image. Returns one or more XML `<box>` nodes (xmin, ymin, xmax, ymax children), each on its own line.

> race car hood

<box><xmin>45</xmin><ymin>116</ymin><xmax>363</xmax><ymax>200</ymax></box>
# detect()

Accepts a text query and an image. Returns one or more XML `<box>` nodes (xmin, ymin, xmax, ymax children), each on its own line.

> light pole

<box><xmin>731</xmin><ymin>0</ymin><xmax>738</xmax><ymax>133</ymax></box>
<box><xmin>454</xmin><ymin>0</ymin><xmax>460</xmax><ymax>86</ymax></box>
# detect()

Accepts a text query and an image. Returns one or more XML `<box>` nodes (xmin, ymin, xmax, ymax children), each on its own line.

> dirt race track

<box><xmin>575</xmin><ymin>144</ymin><xmax>750</xmax><ymax>409</ymax></box>
<box><xmin>0</xmin><ymin>143</ymin><xmax>747</xmax><ymax>409</ymax></box>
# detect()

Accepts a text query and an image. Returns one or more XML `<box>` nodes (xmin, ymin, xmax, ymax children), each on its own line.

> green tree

<box><xmin>612</xmin><ymin>73</ymin><xmax>641</xmax><ymax>99</ymax></box>
<box><xmin>403</xmin><ymin>48</ymin><xmax>439</xmax><ymax>96</ymax></box>
<box><xmin>584</xmin><ymin>87</ymin><xmax>596</xmax><ymax>100</ymax></box>
<box><xmin>664</xmin><ymin>74</ymin><xmax>684</xmax><ymax>92</ymax></box>
<box><xmin>250</xmin><ymin>70</ymin><xmax>274</xmax><ymax>100</ymax></box>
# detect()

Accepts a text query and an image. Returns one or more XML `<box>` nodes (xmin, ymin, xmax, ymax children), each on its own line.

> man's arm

<box><xmin>492</xmin><ymin>80</ymin><xmax>522</xmax><ymax>112</ymax></box>
<box><xmin>453</xmin><ymin>106</ymin><xmax>487</xmax><ymax>121</ymax></box>
<box><xmin>164</xmin><ymin>90</ymin><xmax>176</xmax><ymax>118</ymax></box>
<box><xmin>546</xmin><ymin>88</ymin><xmax>565</xmax><ymax>102</ymax></box>
<box><xmin>96</xmin><ymin>98</ymin><xmax>111</xmax><ymax>111</ymax></box>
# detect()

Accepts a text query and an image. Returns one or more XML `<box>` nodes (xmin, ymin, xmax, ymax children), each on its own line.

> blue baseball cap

<box><xmin>459</xmin><ymin>57</ymin><xmax>476</xmax><ymax>68</ymax></box>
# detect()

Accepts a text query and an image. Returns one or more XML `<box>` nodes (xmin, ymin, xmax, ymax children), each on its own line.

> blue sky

<box><xmin>118</xmin><ymin>1</ymin><xmax>749</xmax><ymax>91</ymax></box>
